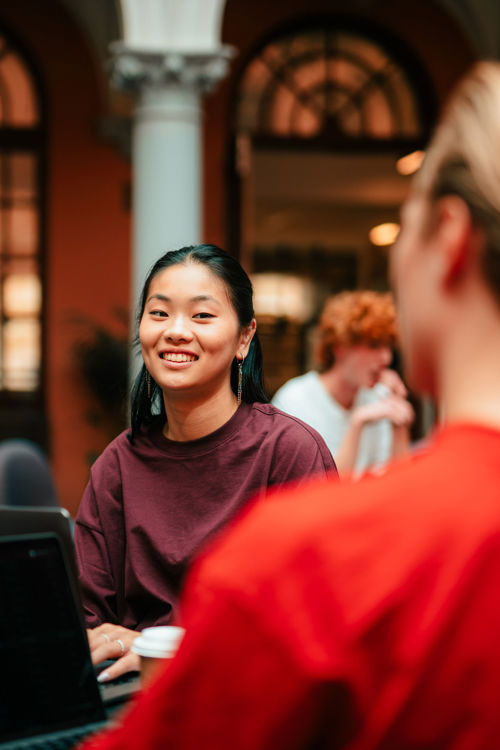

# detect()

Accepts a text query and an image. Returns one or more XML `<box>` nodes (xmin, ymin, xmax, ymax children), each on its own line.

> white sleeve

<box><xmin>271</xmin><ymin>383</ymin><xmax>303</xmax><ymax>419</ymax></box>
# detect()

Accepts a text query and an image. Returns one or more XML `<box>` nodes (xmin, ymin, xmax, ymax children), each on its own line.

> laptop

<box><xmin>0</xmin><ymin>507</ymin><xmax>141</xmax><ymax>709</ymax></box>
<box><xmin>0</xmin><ymin>532</ymin><xmax>108</xmax><ymax>749</ymax></box>
<box><xmin>0</xmin><ymin>507</ymin><xmax>77</xmax><ymax>583</ymax></box>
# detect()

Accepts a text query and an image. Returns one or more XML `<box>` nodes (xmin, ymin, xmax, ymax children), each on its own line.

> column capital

<box><xmin>109</xmin><ymin>42</ymin><xmax>234</xmax><ymax>94</ymax></box>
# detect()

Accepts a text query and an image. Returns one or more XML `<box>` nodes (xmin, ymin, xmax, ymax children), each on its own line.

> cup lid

<box><xmin>131</xmin><ymin>626</ymin><xmax>185</xmax><ymax>658</ymax></box>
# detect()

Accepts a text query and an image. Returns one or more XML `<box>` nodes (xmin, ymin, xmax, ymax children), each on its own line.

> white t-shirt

<box><xmin>271</xmin><ymin>370</ymin><xmax>392</xmax><ymax>475</ymax></box>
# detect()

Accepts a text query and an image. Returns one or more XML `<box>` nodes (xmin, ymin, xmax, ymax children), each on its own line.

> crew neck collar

<box><xmin>147</xmin><ymin>402</ymin><xmax>252</xmax><ymax>457</ymax></box>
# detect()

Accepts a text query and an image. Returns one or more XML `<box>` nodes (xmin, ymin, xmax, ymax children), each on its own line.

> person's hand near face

<box><xmin>352</xmin><ymin>392</ymin><xmax>414</xmax><ymax>429</ymax></box>
<box><xmin>378</xmin><ymin>367</ymin><xmax>408</xmax><ymax>398</ymax></box>
<box><xmin>332</xmin><ymin>352</ymin><xmax>414</xmax><ymax>476</ymax></box>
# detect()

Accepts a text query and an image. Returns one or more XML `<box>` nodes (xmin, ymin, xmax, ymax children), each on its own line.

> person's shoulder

<box><xmin>251</xmin><ymin>401</ymin><xmax>310</xmax><ymax>422</ymax></box>
<box><xmin>93</xmin><ymin>427</ymin><xmax>130</xmax><ymax>457</ymax></box>
<box><xmin>193</xmin><ymin>463</ymin><xmax>400</xmax><ymax>595</ymax></box>
<box><xmin>89</xmin><ymin>425</ymin><xmax>145</xmax><ymax>475</ymax></box>
<box><xmin>272</xmin><ymin>371</ymin><xmax>319</xmax><ymax>400</ymax></box>
<box><xmin>250</xmin><ymin>402</ymin><xmax>331</xmax><ymax>447</ymax></box>
<box><xmin>197</xmin><ymin>426</ymin><xmax>486</xmax><ymax>589</ymax></box>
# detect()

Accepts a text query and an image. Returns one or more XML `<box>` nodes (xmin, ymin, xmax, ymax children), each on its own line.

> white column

<box><xmin>109</xmin><ymin>45</ymin><xmax>232</xmax><ymax>379</ymax></box>
<box><xmin>132</xmin><ymin>82</ymin><xmax>202</xmax><ymax>300</ymax></box>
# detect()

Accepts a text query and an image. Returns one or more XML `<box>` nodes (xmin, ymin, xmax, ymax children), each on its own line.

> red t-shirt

<box><xmin>81</xmin><ymin>423</ymin><xmax>500</xmax><ymax>750</ymax></box>
<box><xmin>75</xmin><ymin>402</ymin><xmax>335</xmax><ymax>630</ymax></box>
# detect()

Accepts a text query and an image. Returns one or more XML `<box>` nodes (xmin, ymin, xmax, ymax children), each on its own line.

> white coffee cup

<box><xmin>132</xmin><ymin>626</ymin><xmax>185</xmax><ymax>684</ymax></box>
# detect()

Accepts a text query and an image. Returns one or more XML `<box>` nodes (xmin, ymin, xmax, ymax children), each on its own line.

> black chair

<box><xmin>0</xmin><ymin>439</ymin><xmax>59</xmax><ymax>507</ymax></box>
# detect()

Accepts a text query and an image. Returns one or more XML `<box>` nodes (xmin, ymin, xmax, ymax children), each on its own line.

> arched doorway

<box><xmin>0</xmin><ymin>27</ymin><xmax>46</xmax><ymax>446</ymax></box>
<box><xmin>230</xmin><ymin>19</ymin><xmax>435</xmax><ymax>396</ymax></box>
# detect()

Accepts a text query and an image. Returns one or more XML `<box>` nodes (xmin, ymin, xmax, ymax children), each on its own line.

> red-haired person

<box><xmin>272</xmin><ymin>291</ymin><xmax>414</xmax><ymax>476</ymax></box>
<box><xmin>81</xmin><ymin>62</ymin><xmax>500</xmax><ymax>750</ymax></box>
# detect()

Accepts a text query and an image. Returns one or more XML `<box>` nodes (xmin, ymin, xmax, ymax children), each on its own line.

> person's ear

<box><xmin>434</xmin><ymin>195</ymin><xmax>480</xmax><ymax>288</ymax></box>
<box><xmin>237</xmin><ymin>319</ymin><xmax>257</xmax><ymax>359</ymax></box>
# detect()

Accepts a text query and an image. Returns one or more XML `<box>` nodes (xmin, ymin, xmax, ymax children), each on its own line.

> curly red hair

<box><xmin>315</xmin><ymin>290</ymin><xmax>398</xmax><ymax>370</ymax></box>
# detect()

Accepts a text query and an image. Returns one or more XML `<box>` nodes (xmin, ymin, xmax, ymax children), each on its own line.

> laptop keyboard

<box><xmin>99</xmin><ymin>669</ymin><xmax>139</xmax><ymax>687</ymax></box>
<box><xmin>2</xmin><ymin>721</ymin><xmax>106</xmax><ymax>750</ymax></box>
<box><xmin>94</xmin><ymin>660</ymin><xmax>139</xmax><ymax>683</ymax></box>
<box><xmin>13</xmin><ymin>730</ymin><xmax>88</xmax><ymax>749</ymax></box>
<box><xmin>94</xmin><ymin>662</ymin><xmax>141</xmax><ymax>707</ymax></box>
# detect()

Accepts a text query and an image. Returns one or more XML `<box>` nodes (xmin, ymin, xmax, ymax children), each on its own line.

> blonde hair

<box><xmin>315</xmin><ymin>290</ymin><xmax>398</xmax><ymax>371</ymax></box>
<box><xmin>414</xmin><ymin>61</ymin><xmax>500</xmax><ymax>294</ymax></box>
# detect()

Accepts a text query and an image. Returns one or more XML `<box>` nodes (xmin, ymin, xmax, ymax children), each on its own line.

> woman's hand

<box><xmin>87</xmin><ymin>623</ymin><xmax>141</xmax><ymax>682</ymax></box>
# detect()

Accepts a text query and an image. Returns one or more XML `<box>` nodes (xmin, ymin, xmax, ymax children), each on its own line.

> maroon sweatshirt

<box><xmin>74</xmin><ymin>402</ymin><xmax>336</xmax><ymax>630</ymax></box>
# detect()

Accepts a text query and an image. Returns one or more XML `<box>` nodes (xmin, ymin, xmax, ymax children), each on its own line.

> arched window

<box><xmin>236</xmin><ymin>27</ymin><xmax>430</xmax><ymax>143</ymax></box>
<box><xmin>0</xmin><ymin>32</ymin><xmax>43</xmax><ymax>395</ymax></box>
<box><xmin>0</xmin><ymin>29</ymin><xmax>45</xmax><ymax>445</ymax></box>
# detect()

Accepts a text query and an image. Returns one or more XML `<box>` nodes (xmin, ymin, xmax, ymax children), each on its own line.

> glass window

<box><xmin>0</xmin><ymin>34</ymin><xmax>42</xmax><ymax>396</ymax></box>
<box><xmin>3</xmin><ymin>318</ymin><xmax>40</xmax><ymax>391</ymax></box>
<box><xmin>0</xmin><ymin>48</ymin><xmax>39</xmax><ymax>127</ymax></box>
<box><xmin>237</xmin><ymin>28</ymin><xmax>425</xmax><ymax>142</ymax></box>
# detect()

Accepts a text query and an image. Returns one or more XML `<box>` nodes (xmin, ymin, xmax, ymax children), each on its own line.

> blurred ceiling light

<box><xmin>252</xmin><ymin>273</ymin><xmax>315</xmax><ymax>322</ymax></box>
<box><xmin>3</xmin><ymin>273</ymin><xmax>41</xmax><ymax>317</ymax></box>
<box><xmin>369</xmin><ymin>222</ymin><xmax>400</xmax><ymax>246</ymax></box>
<box><xmin>396</xmin><ymin>150</ymin><xmax>425</xmax><ymax>176</ymax></box>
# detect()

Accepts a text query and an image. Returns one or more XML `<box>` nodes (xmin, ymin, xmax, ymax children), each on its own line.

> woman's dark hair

<box><xmin>130</xmin><ymin>244</ymin><xmax>268</xmax><ymax>438</ymax></box>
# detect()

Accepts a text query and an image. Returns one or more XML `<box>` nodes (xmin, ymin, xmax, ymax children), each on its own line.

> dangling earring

<box><xmin>146</xmin><ymin>371</ymin><xmax>152</xmax><ymax>399</ymax></box>
<box><xmin>237</xmin><ymin>358</ymin><xmax>244</xmax><ymax>406</ymax></box>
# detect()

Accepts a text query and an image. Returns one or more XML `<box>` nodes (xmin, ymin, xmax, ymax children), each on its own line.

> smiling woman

<box><xmin>130</xmin><ymin>245</ymin><xmax>269</xmax><ymax>439</ymax></box>
<box><xmin>74</xmin><ymin>244</ymin><xmax>337</xmax><ymax>682</ymax></box>
<box><xmin>136</xmin><ymin>256</ymin><xmax>259</xmax><ymax>440</ymax></box>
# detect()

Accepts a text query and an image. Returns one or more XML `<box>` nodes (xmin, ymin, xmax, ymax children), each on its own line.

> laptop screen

<box><xmin>0</xmin><ymin>534</ymin><xmax>105</xmax><ymax>743</ymax></box>
<box><xmin>0</xmin><ymin>507</ymin><xmax>78</xmax><ymax>586</ymax></box>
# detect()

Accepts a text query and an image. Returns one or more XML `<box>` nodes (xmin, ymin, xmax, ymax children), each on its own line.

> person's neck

<box><xmin>320</xmin><ymin>367</ymin><xmax>358</xmax><ymax>410</ymax></box>
<box><xmin>436</xmin><ymin>290</ymin><xmax>500</xmax><ymax>431</ymax></box>
<box><xmin>162</xmin><ymin>387</ymin><xmax>239</xmax><ymax>442</ymax></box>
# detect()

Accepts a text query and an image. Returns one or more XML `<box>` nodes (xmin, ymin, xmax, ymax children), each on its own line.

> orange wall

<box><xmin>0</xmin><ymin>0</ymin><xmax>131</xmax><ymax>516</ymax></box>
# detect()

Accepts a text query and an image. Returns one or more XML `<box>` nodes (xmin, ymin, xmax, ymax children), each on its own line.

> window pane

<box><xmin>365</xmin><ymin>88</ymin><xmax>394</xmax><ymax>138</ymax></box>
<box><xmin>293</xmin><ymin>103</ymin><xmax>320</xmax><ymax>137</ymax></box>
<box><xmin>7</xmin><ymin>206</ymin><xmax>39</xmax><ymax>256</ymax></box>
<box><xmin>291</xmin><ymin>59</ymin><xmax>324</xmax><ymax>91</ymax></box>
<box><xmin>237</xmin><ymin>28</ymin><xmax>424</xmax><ymax>142</ymax></box>
<box><xmin>268</xmin><ymin>85</ymin><xmax>296</xmax><ymax>136</ymax></box>
<box><xmin>10</xmin><ymin>154</ymin><xmax>37</xmax><ymax>202</ymax></box>
<box><xmin>338</xmin><ymin>33</ymin><xmax>388</xmax><ymax>71</ymax></box>
<box><xmin>389</xmin><ymin>68</ymin><xmax>421</xmax><ymax>138</ymax></box>
<box><xmin>2</xmin><ymin>318</ymin><xmax>40</xmax><ymax>391</ymax></box>
<box><xmin>0</xmin><ymin>153</ymin><xmax>37</xmax><ymax>203</ymax></box>
<box><xmin>3</xmin><ymin>273</ymin><xmax>41</xmax><ymax>317</ymax></box>
<box><xmin>288</xmin><ymin>32</ymin><xmax>324</xmax><ymax>59</ymax></box>
<box><xmin>237</xmin><ymin>59</ymin><xmax>273</xmax><ymax>132</ymax></box>
<box><xmin>340</xmin><ymin>103</ymin><xmax>363</xmax><ymax>137</ymax></box>
<box><xmin>2</xmin><ymin>254</ymin><xmax>38</xmax><ymax>275</ymax></box>
<box><xmin>329</xmin><ymin>57</ymin><xmax>369</xmax><ymax>94</ymax></box>
<box><xmin>0</xmin><ymin>50</ymin><xmax>39</xmax><ymax>127</ymax></box>
<box><xmin>0</xmin><ymin>36</ymin><xmax>42</xmax><ymax>401</ymax></box>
